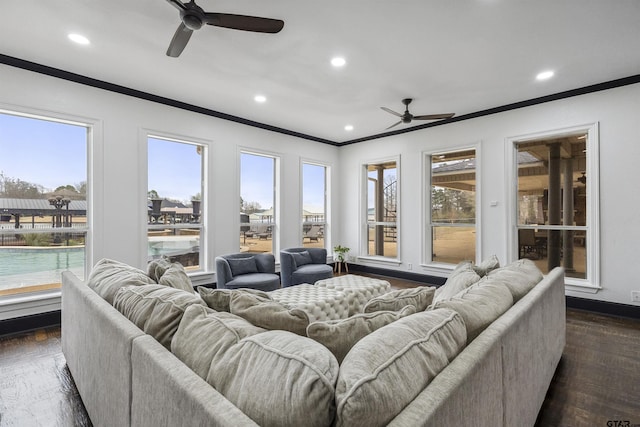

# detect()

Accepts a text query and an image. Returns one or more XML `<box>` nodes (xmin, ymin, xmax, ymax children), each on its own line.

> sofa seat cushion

<box><xmin>307</xmin><ymin>305</ymin><xmax>416</xmax><ymax>363</ymax></box>
<box><xmin>335</xmin><ymin>309</ymin><xmax>466</xmax><ymax>427</ymax></box>
<box><xmin>363</xmin><ymin>286</ymin><xmax>436</xmax><ymax>313</ymax></box>
<box><xmin>113</xmin><ymin>284</ymin><xmax>205</xmax><ymax>349</ymax></box>
<box><xmin>291</xmin><ymin>264</ymin><xmax>334</xmax><ymax>285</ymax></box>
<box><xmin>433</xmin><ymin>261</ymin><xmax>482</xmax><ymax>303</ymax></box>
<box><xmin>88</xmin><ymin>258</ymin><xmax>156</xmax><ymax>304</ymax></box>
<box><xmin>487</xmin><ymin>258</ymin><xmax>543</xmax><ymax>301</ymax></box>
<box><xmin>207</xmin><ymin>330</ymin><xmax>339</xmax><ymax>427</ymax></box>
<box><xmin>171</xmin><ymin>304</ymin><xmax>266</xmax><ymax>378</ymax></box>
<box><xmin>430</xmin><ymin>277</ymin><xmax>514</xmax><ymax>343</ymax></box>
<box><xmin>269</xmin><ymin>284</ymin><xmax>350</xmax><ymax>321</ymax></box>
<box><xmin>197</xmin><ymin>287</ymin><xmax>272</xmax><ymax>312</ymax></box>
<box><xmin>225</xmin><ymin>273</ymin><xmax>281</xmax><ymax>292</ymax></box>
<box><xmin>229</xmin><ymin>291</ymin><xmax>311</xmax><ymax>335</ymax></box>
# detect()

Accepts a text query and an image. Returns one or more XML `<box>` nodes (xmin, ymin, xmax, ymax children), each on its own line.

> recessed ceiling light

<box><xmin>331</xmin><ymin>57</ymin><xmax>346</xmax><ymax>67</ymax></box>
<box><xmin>536</xmin><ymin>70</ymin><xmax>554</xmax><ymax>81</ymax></box>
<box><xmin>344</xmin><ymin>124</ymin><xmax>354</xmax><ymax>131</ymax></box>
<box><xmin>254</xmin><ymin>95</ymin><xmax>267</xmax><ymax>103</ymax></box>
<box><xmin>68</xmin><ymin>33</ymin><xmax>90</xmax><ymax>45</ymax></box>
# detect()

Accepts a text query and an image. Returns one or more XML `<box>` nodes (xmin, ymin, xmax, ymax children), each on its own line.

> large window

<box><xmin>301</xmin><ymin>162</ymin><xmax>328</xmax><ymax>249</ymax></box>
<box><xmin>240</xmin><ymin>152</ymin><xmax>277</xmax><ymax>253</ymax></box>
<box><xmin>0</xmin><ymin>111</ymin><xmax>88</xmax><ymax>297</ymax></box>
<box><xmin>148</xmin><ymin>136</ymin><xmax>205</xmax><ymax>272</ymax></box>
<box><xmin>514</xmin><ymin>132</ymin><xmax>593</xmax><ymax>281</ymax></box>
<box><xmin>429</xmin><ymin>149</ymin><xmax>476</xmax><ymax>264</ymax></box>
<box><xmin>364</xmin><ymin>160</ymin><xmax>398</xmax><ymax>259</ymax></box>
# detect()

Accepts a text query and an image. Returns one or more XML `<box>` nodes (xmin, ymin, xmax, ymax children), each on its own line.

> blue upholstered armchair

<box><xmin>215</xmin><ymin>252</ymin><xmax>280</xmax><ymax>291</ymax></box>
<box><xmin>280</xmin><ymin>247</ymin><xmax>333</xmax><ymax>287</ymax></box>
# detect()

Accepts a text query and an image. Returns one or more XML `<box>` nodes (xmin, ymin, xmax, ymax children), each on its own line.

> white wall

<box><xmin>0</xmin><ymin>64</ymin><xmax>340</xmax><ymax>282</ymax></box>
<box><xmin>2</xmin><ymin>63</ymin><xmax>639</xmax><ymax>307</ymax></box>
<box><xmin>339</xmin><ymin>83</ymin><xmax>640</xmax><ymax>306</ymax></box>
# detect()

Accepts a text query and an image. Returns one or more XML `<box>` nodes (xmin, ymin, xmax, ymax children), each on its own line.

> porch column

<box><xmin>563</xmin><ymin>158</ymin><xmax>575</xmax><ymax>272</ymax></box>
<box><xmin>375</xmin><ymin>166</ymin><xmax>384</xmax><ymax>256</ymax></box>
<box><xmin>547</xmin><ymin>143</ymin><xmax>562</xmax><ymax>270</ymax></box>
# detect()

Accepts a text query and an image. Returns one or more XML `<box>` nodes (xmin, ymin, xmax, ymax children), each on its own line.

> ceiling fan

<box><xmin>381</xmin><ymin>98</ymin><xmax>455</xmax><ymax>130</ymax></box>
<box><xmin>165</xmin><ymin>0</ymin><xmax>284</xmax><ymax>57</ymax></box>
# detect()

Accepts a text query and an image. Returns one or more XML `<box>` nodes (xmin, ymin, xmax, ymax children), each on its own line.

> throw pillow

<box><xmin>147</xmin><ymin>256</ymin><xmax>172</xmax><ymax>282</ymax></box>
<box><xmin>197</xmin><ymin>287</ymin><xmax>272</xmax><ymax>312</ymax></box>
<box><xmin>113</xmin><ymin>284</ymin><xmax>205</xmax><ymax>349</ymax></box>
<box><xmin>307</xmin><ymin>305</ymin><xmax>416</xmax><ymax>363</ymax></box>
<box><xmin>432</xmin><ymin>261</ymin><xmax>481</xmax><ymax>303</ymax></box>
<box><xmin>363</xmin><ymin>286</ymin><xmax>436</xmax><ymax>313</ymax></box>
<box><xmin>87</xmin><ymin>258</ymin><xmax>156</xmax><ymax>304</ymax></box>
<box><xmin>171</xmin><ymin>304</ymin><xmax>266</xmax><ymax>379</ymax></box>
<box><xmin>430</xmin><ymin>277</ymin><xmax>513</xmax><ymax>343</ymax></box>
<box><xmin>487</xmin><ymin>258</ymin><xmax>543</xmax><ymax>301</ymax></box>
<box><xmin>207</xmin><ymin>330</ymin><xmax>339</xmax><ymax>427</ymax></box>
<box><xmin>229</xmin><ymin>292</ymin><xmax>310</xmax><ymax>336</ymax></box>
<box><xmin>292</xmin><ymin>250</ymin><xmax>312</xmax><ymax>267</ymax></box>
<box><xmin>158</xmin><ymin>263</ymin><xmax>194</xmax><ymax>293</ymax></box>
<box><xmin>227</xmin><ymin>257</ymin><xmax>258</xmax><ymax>277</ymax></box>
<box><xmin>335</xmin><ymin>308</ymin><xmax>466</xmax><ymax>427</ymax></box>
<box><xmin>473</xmin><ymin>254</ymin><xmax>501</xmax><ymax>277</ymax></box>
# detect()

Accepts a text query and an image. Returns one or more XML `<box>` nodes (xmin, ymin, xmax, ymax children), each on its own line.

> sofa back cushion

<box><xmin>113</xmin><ymin>284</ymin><xmax>205</xmax><ymax>349</ymax></box>
<box><xmin>433</xmin><ymin>261</ymin><xmax>481</xmax><ymax>303</ymax></box>
<box><xmin>335</xmin><ymin>309</ymin><xmax>466</xmax><ymax>427</ymax></box>
<box><xmin>487</xmin><ymin>258</ymin><xmax>543</xmax><ymax>301</ymax></box>
<box><xmin>229</xmin><ymin>292</ymin><xmax>310</xmax><ymax>335</ymax></box>
<box><xmin>88</xmin><ymin>258</ymin><xmax>156</xmax><ymax>304</ymax></box>
<box><xmin>473</xmin><ymin>254</ymin><xmax>501</xmax><ymax>277</ymax></box>
<box><xmin>227</xmin><ymin>256</ymin><xmax>259</xmax><ymax>277</ymax></box>
<box><xmin>157</xmin><ymin>263</ymin><xmax>193</xmax><ymax>293</ymax></box>
<box><xmin>307</xmin><ymin>305</ymin><xmax>416</xmax><ymax>363</ymax></box>
<box><xmin>363</xmin><ymin>286</ymin><xmax>435</xmax><ymax>313</ymax></box>
<box><xmin>171</xmin><ymin>304</ymin><xmax>266</xmax><ymax>378</ymax></box>
<box><xmin>197</xmin><ymin>287</ymin><xmax>272</xmax><ymax>312</ymax></box>
<box><xmin>207</xmin><ymin>330</ymin><xmax>339</xmax><ymax>427</ymax></box>
<box><xmin>430</xmin><ymin>277</ymin><xmax>513</xmax><ymax>343</ymax></box>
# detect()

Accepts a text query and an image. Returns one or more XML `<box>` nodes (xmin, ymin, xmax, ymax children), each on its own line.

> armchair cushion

<box><xmin>292</xmin><ymin>250</ymin><xmax>313</xmax><ymax>267</ymax></box>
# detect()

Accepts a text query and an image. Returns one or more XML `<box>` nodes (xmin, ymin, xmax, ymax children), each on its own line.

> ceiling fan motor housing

<box><xmin>181</xmin><ymin>11</ymin><xmax>204</xmax><ymax>30</ymax></box>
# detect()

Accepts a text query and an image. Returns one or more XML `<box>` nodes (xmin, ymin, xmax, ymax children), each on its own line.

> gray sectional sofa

<box><xmin>61</xmin><ymin>260</ymin><xmax>565</xmax><ymax>427</ymax></box>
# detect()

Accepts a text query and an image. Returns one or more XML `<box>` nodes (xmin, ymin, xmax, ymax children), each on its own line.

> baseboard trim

<box><xmin>344</xmin><ymin>263</ymin><xmax>446</xmax><ymax>286</ymax></box>
<box><xmin>0</xmin><ymin>310</ymin><xmax>61</xmax><ymax>337</ymax></box>
<box><xmin>566</xmin><ymin>296</ymin><xmax>640</xmax><ymax>320</ymax></box>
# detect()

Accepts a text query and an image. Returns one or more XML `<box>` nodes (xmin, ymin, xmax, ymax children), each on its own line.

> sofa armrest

<box><xmin>131</xmin><ymin>335</ymin><xmax>259</xmax><ymax>427</ymax></box>
<box><xmin>279</xmin><ymin>251</ymin><xmax>297</xmax><ymax>287</ymax></box>
<box><xmin>62</xmin><ymin>271</ymin><xmax>145</xmax><ymax>427</ymax></box>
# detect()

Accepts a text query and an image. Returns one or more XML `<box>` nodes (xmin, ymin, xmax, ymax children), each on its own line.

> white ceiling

<box><xmin>1</xmin><ymin>0</ymin><xmax>639</xmax><ymax>143</ymax></box>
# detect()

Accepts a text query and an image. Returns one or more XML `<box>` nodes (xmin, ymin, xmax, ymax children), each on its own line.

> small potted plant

<box><xmin>333</xmin><ymin>245</ymin><xmax>350</xmax><ymax>274</ymax></box>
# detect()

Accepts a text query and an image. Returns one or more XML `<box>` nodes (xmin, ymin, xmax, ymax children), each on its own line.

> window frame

<box><xmin>300</xmin><ymin>160</ymin><xmax>330</xmax><ymax>250</ymax></box>
<box><xmin>506</xmin><ymin>123</ymin><xmax>600</xmax><ymax>292</ymax></box>
<box><xmin>424</xmin><ymin>146</ymin><xmax>480</xmax><ymax>268</ymax></box>
<box><xmin>359</xmin><ymin>156</ymin><xmax>401</xmax><ymax>265</ymax></box>
<box><xmin>145</xmin><ymin>132</ymin><xmax>209</xmax><ymax>282</ymax></box>
<box><xmin>0</xmin><ymin>105</ymin><xmax>96</xmax><ymax>320</ymax></box>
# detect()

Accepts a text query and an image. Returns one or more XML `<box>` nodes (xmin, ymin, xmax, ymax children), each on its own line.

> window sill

<box><xmin>0</xmin><ymin>290</ymin><xmax>61</xmax><ymax>321</ymax></box>
<box><xmin>564</xmin><ymin>278</ymin><xmax>601</xmax><ymax>294</ymax></box>
<box><xmin>356</xmin><ymin>256</ymin><xmax>402</xmax><ymax>266</ymax></box>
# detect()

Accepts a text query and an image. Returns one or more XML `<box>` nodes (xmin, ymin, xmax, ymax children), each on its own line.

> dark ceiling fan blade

<box><xmin>413</xmin><ymin>113</ymin><xmax>455</xmax><ymax>120</ymax></box>
<box><xmin>381</xmin><ymin>107</ymin><xmax>402</xmax><ymax>117</ymax></box>
<box><xmin>166</xmin><ymin>0</ymin><xmax>187</xmax><ymax>12</ymax></box>
<box><xmin>166</xmin><ymin>22</ymin><xmax>194</xmax><ymax>57</ymax></box>
<box><xmin>203</xmin><ymin>13</ymin><xmax>284</xmax><ymax>33</ymax></box>
<box><xmin>386</xmin><ymin>121</ymin><xmax>402</xmax><ymax>130</ymax></box>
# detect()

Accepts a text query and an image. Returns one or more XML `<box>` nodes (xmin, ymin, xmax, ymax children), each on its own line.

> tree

<box><xmin>0</xmin><ymin>172</ymin><xmax>44</xmax><ymax>198</ymax></box>
<box><xmin>148</xmin><ymin>189</ymin><xmax>160</xmax><ymax>199</ymax></box>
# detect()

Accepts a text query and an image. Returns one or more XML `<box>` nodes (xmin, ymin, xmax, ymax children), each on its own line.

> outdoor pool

<box><xmin>0</xmin><ymin>246</ymin><xmax>85</xmax><ymax>291</ymax></box>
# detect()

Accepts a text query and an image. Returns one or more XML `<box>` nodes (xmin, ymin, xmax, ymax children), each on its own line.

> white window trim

<box><xmin>300</xmin><ymin>159</ymin><xmax>331</xmax><ymax>252</ymax></box>
<box><xmin>358</xmin><ymin>155</ymin><xmax>401</xmax><ymax>263</ymax></box>
<box><xmin>505</xmin><ymin>123</ymin><xmax>600</xmax><ymax>292</ymax></box>
<box><xmin>143</xmin><ymin>130</ymin><xmax>211</xmax><ymax>280</ymax></box>
<box><xmin>0</xmin><ymin>104</ymin><xmax>99</xmax><ymax>319</ymax></box>
<box><xmin>421</xmin><ymin>143</ymin><xmax>481</xmax><ymax>274</ymax></box>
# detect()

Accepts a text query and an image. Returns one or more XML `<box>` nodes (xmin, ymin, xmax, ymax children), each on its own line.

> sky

<box><xmin>1</xmin><ymin>112</ymin><xmax>326</xmax><ymax>212</ymax></box>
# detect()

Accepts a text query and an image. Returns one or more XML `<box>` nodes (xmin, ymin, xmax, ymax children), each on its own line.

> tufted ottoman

<box><xmin>314</xmin><ymin>274</ymin><xmax>391</xmax><ymax>315</ymax></box>
<box><xmin>268</xmin><ymin>284</ymin><xmax>350</xmax><ymax>322</ymax></box>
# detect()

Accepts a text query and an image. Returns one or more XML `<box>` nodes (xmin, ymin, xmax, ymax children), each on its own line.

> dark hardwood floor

<box><xmin>1</xmin><ymin>274</ymin><xmax>639</xmax><ymax>427</ymax></box>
